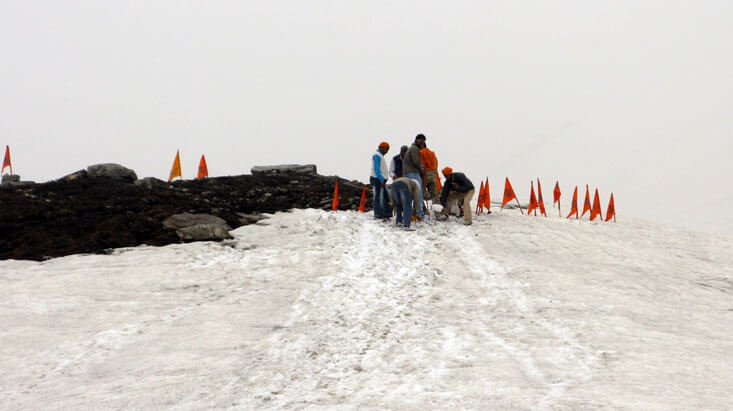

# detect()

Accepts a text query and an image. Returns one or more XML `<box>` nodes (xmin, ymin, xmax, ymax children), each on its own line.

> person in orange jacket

<box><xmin>419</xmin><ymin>143</ymin><xmax>440</xmax><ymax>202</ymax></box>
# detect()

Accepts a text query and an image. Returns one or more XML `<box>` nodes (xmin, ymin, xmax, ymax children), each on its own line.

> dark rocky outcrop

<box><xmin>0</xmin><ymin>169</ymin><xmax>371</xmax><ymax>261</ymax></box>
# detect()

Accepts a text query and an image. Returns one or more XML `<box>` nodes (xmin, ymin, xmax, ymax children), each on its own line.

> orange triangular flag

<box><xmin>566</xmin><ymin>186</ymin><xmax>579</xmax><ymax>219</ymax></box>
<box><xmin>476</xmin><ymin>180</ymin><xmax>485</xmax><ymax>214</ymax></box>
<box><xmin>197</xmin><ymin>155</ymin><xmax>208</xmax><ymax>179</ymax></box>
<box><xmin>605</xmin><ymin>193</ymin><xmax>616</xmax><ymax>222</ymax></box>
<box><xmin>501</xmin><ymin>177</ymin><xmax>524</xmax><ymax>214</ymax></box>
<box><xmin>168</xmin><ymin>150</ymin><xmax>182</xmax><ymax>182</ymax></box>
<box><xmin>358</xmin><ymin>186</ymin><xmax>367</xmax><ymax>212</ymax></box>
<box><xmin>553</xmin><ymin>181</ymin><xmax>561</xmax><ymax>206</ymax></box>
<box><xmin>553</xmin><ymin>181</ymin><xmax>562</xmax><ymax>217</ymax></box>
<box><xmin>2</xmin><ymin>145</ymin><xmax>12</xmax><ymax>175</ymax></box>
<box><xmin>527</xmin><ymin>181</ymin><xmax>538</xmax><ymax>216</ymax></box>
<box><xmin>590</xmin><ymin>189</ymin><xmax>603</xmax><ymax>221</ymax></box>
<box><xmin>537</xmin><ymin>179</ymin><xmax>547</xmax><ymax>217</ymax></box>
<box><xmin>581</xmin><ymin>185</ymin><xmax>592</xmax><ymax>218</ymax></box>
<box><xmin>332</xmin><ymin>179</ymin><xmax>339</xmax><ymax>211</ymax></box>
<box><xmin>481</xmin><ymin>180</ymin><xmax>490</xmax><ymax>214</ymax></box>
<box><xmin>483</xmin><ymin>178</ymin><xmax>491</xmax><ymax>210</ymax></box>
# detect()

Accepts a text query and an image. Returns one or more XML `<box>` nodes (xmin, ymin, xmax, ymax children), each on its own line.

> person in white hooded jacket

<box><xmin>370</xmin><ymin>141</ymin><xmax>392</xmax><ymax>219</ymax></box>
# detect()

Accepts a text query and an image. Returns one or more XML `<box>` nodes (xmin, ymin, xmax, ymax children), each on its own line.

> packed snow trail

<box><xmin>0</xmin><ymin>208</ymin><xmax>731</xmax><ymax>409</ymax></box>
<box><xmin>237</xmin><ymin>211</ymin><xmax>600</xmax><ymax>408</ymax></box>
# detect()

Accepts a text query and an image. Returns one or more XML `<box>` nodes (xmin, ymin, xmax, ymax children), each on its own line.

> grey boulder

<box><xmin>163</xmin><ymin>213</ymin><xmax>233</xmax><ymax>242</ymax></box>
<box><xmin>86</xmin><ymin>163</ymin><xmax>138</xmax><ymax>182</ymax></box>
<box><xmin>1</xmin><ymin>174</ymin><xmax>20</xmax><ymax>184</ymax></box>
<box><xmin>251</xmin><ymin>164</ymin><xmax>317</xmax><ymax>175</ymax></box>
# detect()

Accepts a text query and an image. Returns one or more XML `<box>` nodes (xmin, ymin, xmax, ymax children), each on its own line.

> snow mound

<box><xmin>1</xmin><ymin>208</ymin><xmax>731</xmax><ymax>409</ymax></box>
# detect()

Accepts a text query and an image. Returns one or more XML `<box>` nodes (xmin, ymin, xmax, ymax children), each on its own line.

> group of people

<box><xmin>369</xmin><ymin>134</ymin><xmax>476</xmax><ymax>230</ymax></box>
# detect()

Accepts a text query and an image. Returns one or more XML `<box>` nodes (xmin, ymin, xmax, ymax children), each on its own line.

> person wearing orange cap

<box><xmin>438</xmin><ymin>167</ymin><xmax>475</xmax><ymax>225</ymax></box>
<box><xmin>370</xmin><ymin>141</ymin><xmax>393</xmax><ymax>219</ymax></box>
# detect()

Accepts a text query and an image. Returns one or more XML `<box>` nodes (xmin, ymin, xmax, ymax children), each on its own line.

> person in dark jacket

<box><xmin>438</xmin><ymin>167</ymin><xmax>475</xmax><ymax>225</ymax></box>
<box><xmin>389</xmin><ymin>145</ymin><xmax>408</xmax><ymax>180</ymax></box>
<box><xmin>402</xmin><ymin>134</ymin><xmax>426</xmax><ymax>219</ymax></box>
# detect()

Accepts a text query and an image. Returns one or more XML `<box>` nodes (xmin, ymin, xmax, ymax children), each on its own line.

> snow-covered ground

<box><xmin>1</xmin><ymin>208</ymin><xmax>731</xmax><ymax>409</ymax></box>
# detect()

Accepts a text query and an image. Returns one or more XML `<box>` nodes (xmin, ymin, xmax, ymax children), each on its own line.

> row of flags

<box><xmin>5</xmin><ymin>145</ymin><xmax>616</xmax><ymax>223</ymax></box>
<box><xmin>338</xmin><ymin>176</ymin><xmax>616</xmax><ymax>222</ymax></box>
<box><xmin>1</xmin><ymin>146</ymin><xmax>210</xmax><ymax>182</ymax></box>
<box><xmin>500</xmin><ymin>177</ymin><xmax>616</xmax><ymax>222</ymax></box>
<box><xmin>168</xmin><ymin>150</ymin><xmax>208</xmax><ymax>182</ymax></box>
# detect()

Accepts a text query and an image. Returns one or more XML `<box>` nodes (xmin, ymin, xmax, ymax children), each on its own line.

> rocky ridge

<box><xmin>0</xmin><ymin>164</ymin><xmax>370</xmax><ymax>261</ymax></box>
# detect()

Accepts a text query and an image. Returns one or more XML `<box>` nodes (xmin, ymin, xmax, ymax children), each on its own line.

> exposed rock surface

<box><xmin>162</xmin><ymin>213</ymin><xmax>233</xmax><ymax>241</ymax></box>
<box><xmin>0</xmin><ymin>171</ymin><xmax>370</xmax><ymax>261</ymax></box>
<box><xmin>60</xmin><ymin>170</ymin><xmax>88</xmax><ymax>181</ymax></box>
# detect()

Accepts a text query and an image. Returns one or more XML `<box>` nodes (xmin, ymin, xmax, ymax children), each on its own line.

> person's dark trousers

<box><xmin>370</xmin><ymin>176</ymin><xmax>391</xmax><ymax>218</ymax></box>
<box><xmin>391</xmin><ymin>181</ymin><xmax>413</xmax><ymax>228</ymax></box>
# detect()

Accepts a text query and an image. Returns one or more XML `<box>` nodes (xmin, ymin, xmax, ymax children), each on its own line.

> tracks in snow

<box><xmin>240</xmin><ymin>210</ymin><xmax>600</xmax><ymax>408</ymax></box>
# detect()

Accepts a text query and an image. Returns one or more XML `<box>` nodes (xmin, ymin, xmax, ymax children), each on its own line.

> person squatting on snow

<box><xmin>438</xmin><ymin>167</ymin><xmax>475</xmax><ymax>225</ymax></box>
<box><xmin>389</xmin><ymin>145</ymin><xmax>408</xmax><ymax>181</ymax></box>
<box><xmin>402</xmin><ymin>134</ymin><xmax>426</xmax><ymax>219</ymax></box>
<box><xmin>370</xmin><ymin>141</ymin><xmax>393</xmax><ymax>220</ymax></box>
<box><xmin>391</xmin><ymin>176</ymin><xmax>421</xmax><ymax>231</ymax></box>
<box><xmin>419</xmin><ymin>143</ymin><xmax>439</xmax><ymax>202</ymax></box>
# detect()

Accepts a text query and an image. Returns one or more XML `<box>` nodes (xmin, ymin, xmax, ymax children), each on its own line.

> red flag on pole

<box><xmin>501</xmin><ymin>178</ymin><xmax>524</xmax><ymax>214</ymax></box>
<box><xmin>537</xmin><ymin>179</ymin><xmax>547</xmax><ymax>217</ymax></box>
<box><xmin>483</xmin><ymin>178</ymin><xmax>491</xmax><ymax>210</ymax></box>
<box><xmin>581</xmin><ymin>185</ymin><xmax>592</xmax><ymax>218</ymax></box>
<box><xmin>590</xmin><ymin>189</ymin><xmax>603</xmax><ymax>221</ymax></box>
<box><xmin>553</xmin><ymin>181</ymin><xmax>561</xmax><ymax>206</ymax></box>
<box><xmin>566</xmin><ymin>186</ymin><xmax>579</xmax><ymax>219</ymax></box>
<box><xmin>605</xmin><ymin>193</ymin><xmax>616</xmax><ymax>222</ymax></box>
<box><xmin>358</xmin><ymin>186</ymin><xmax>367</xmax><ymax>212</ymax></box>
<box><xmin>332</xmin><ymin>179</ymin><xmax>339</xmax><ymax>211</ymax></box>
<box><xmin>2</xmin><ymin>145</ymin><xmax>11</xmax><ymax>175</ymax></box>
<box><xmin>168</xmin><ymin>150</ymin><xmax>182</xmax><ymax>182</ymax></box>
<box><xmin>476</xmin><ymin>180</ymin><xmax>485</xmax><ymax>215</ymax></box>
<box><xmin>527</xmin><ymin>181</ymin><xmax>538</xmax><ymax>216</ymax></box>
<box><xmin>197</xmin><ymin>155</ymin><xmax>208</xmax><ymax>179</ymax></box>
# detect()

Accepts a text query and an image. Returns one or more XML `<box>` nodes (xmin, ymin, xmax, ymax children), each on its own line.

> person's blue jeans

<box><xmin>370</xmin><ymin>176</ymin><xmax>392</xmax><ymax>218</ymax></box>
<box><xmin>392</xmin><ymin>181</ymin><xmax>413</xmax><ymax>227</ymax></box>
<box><xmin>403</xmin><ymin>172</ymin><xmax>424</xmax><ymax>218</ymax></box>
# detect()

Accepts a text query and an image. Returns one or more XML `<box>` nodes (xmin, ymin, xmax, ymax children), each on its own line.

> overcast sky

<box><xmin>1</xmin><ymin>1</ymin><xmax>731</xmax><ymax>236</ymax></box>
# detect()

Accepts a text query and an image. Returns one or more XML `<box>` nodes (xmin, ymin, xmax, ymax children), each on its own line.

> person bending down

<box><xmin>391</xmin><ymin>177</ymin><xmax>421</xmax><ymax>230</ymax></box>
<box><xmin>438</xmin><ymin>167</ymin><xmax>475</xmax><ymax>225</ymax></box>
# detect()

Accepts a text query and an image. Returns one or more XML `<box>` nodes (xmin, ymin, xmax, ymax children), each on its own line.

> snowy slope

<box><xmin>1</xmin><ymin>208</ymin><xmax>731</xmax><ymax>409</ymax></box>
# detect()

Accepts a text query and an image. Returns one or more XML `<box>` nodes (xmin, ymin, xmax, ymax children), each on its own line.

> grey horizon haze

<box><xmin>1</xmin><ymin>1</ymin><xmax>731</xmax><ymax>236</ymax></box>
